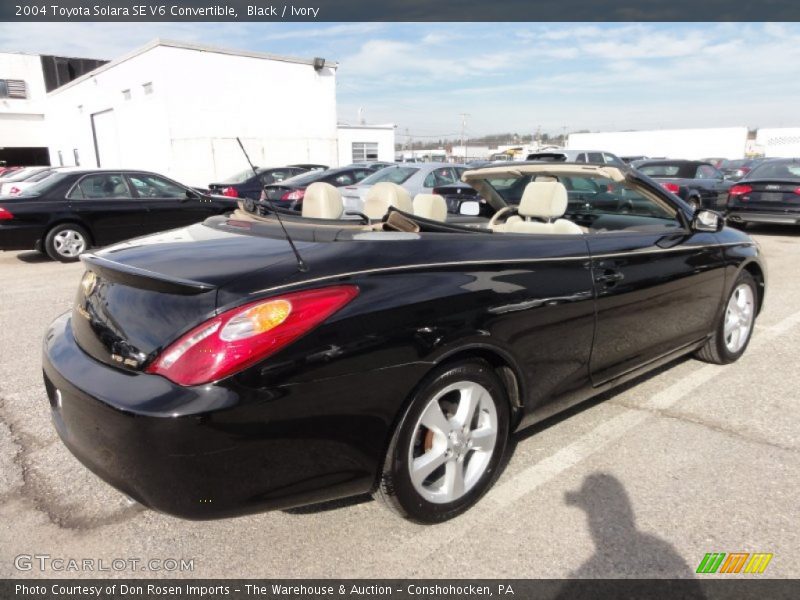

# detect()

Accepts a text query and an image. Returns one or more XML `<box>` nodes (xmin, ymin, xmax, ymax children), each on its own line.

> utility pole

<box><xmin>459</xmin><ymin>113</ymin><xmax>470</xmax><ymax>163</ymax></box>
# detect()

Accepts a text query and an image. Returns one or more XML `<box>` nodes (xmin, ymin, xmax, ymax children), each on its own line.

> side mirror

<box><xmin>459</xmin><ymin>200</ymin><xmax>480</xmax><ymax>216</ymax></box>
<box><xmin>692</xmin><ymin>209</ymin><xmax>724</xmax><ymax>232</ymax></box>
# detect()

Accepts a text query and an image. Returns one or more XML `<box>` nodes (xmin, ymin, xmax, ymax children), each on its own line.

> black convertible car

<box><xmin>42</xmin><ymin>163</ymin><xmax>765</xmax><ymax>523</ymax></box>
<box><xmin>0</xmin><ymin>169</ymin><xmax>236</xmax><ymax>262</ymax></box>
<box><xmin>635</xmin><ymin>160</ymin><xmax>732</xmax><ymax>211</ymax></box>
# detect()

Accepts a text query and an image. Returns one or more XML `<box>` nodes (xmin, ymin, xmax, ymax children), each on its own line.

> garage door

<box><xmin>91</xmin><ymin>109</ymin><xmax>121</xmax><ymax>168</ymax></box>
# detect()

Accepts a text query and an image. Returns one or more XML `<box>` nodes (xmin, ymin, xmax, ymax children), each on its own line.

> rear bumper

<box><xmin>727</xmin><ymin>210</ymin><xmax>800</xmax><ymax>225</ymax></box>
<box><xmin>43</xmin><ymin>313</ymin><xmax>425</xmax><ymax>519</ymax></box>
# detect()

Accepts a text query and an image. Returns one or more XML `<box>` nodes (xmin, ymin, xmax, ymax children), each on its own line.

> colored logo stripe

<box><xmin>696</xmin><ymin>552</ymin><xmax>773</xmax><ymax>574</ymax></box>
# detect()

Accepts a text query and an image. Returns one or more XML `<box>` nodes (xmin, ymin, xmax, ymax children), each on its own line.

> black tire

<box><xmin>696</xmin><ymin>270</ymin><xmax>757</xmax><ymax>364</ymax></box>
<box><xmin>374</xmin><ymin>359</ymin><xmax>510</xmax><ymax>523</ymax></box>
<box><xmin>44</xmin><ymin>223</ymin><xmax>90</xmax><ymax>263</ymax></box>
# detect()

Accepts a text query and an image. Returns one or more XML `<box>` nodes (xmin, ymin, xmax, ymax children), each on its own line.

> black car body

<box><xmin>208</xmin><ymin>166</ymin><xmax>307</xmax><ymax>200</ymax></box>
<box><xmin>0</xmin><ymin>169</ymin><xmax>237</xmax><ymax>261</ymax></box>
<box><xmin>719</xmin><ymin>158</ymin><xmax>769</xmax><ymax>182</ymax></box>
<box><xmin>42</xmin><ymin>163</ymin><xmax>765</xmax><ymax>523</ymax></box>
<box><xmin>635</xmin><ymin>160</ymin><xmax>732</xmax><ymax>210</ymax></box>
<box><xmin>263</xmin><ymin>166</ymin><xmax>375</xmax><ymax>210</ymax></box>
<box><xmin>726</xmin><ymin>158</ymin><xmax>800</xmax><ymax>226</ymax></box>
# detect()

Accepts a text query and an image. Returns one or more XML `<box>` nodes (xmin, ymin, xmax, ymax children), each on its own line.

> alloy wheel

<box><xmin>407</xmin><ymin>381</ymin><xmax>498</xmax><ymax>504</ymax></box>
<box><xmin>723</xmin><ymin>283</ymin><xmax>754</xmax><ymax>353</ymax></box>
<box><xmin>53</xmin><ymin>229</ymin><xmax>87</xmax><ymax>258</ymax></box>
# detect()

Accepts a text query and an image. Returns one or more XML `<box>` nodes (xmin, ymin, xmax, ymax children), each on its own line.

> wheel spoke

<box><xmin>420</xmin><ymin>400</ymin><xmax>451</xmax><ymax>436</ymax></box>
<box><xmin>452</xmin><ymin>383</ymin><xmax>481</xmax><ymax>430</ymax></box>
<box><xmin>443</xmin><ymin>460</ymin><xmax>465</xmax><ymax>501</ymax></box>
<box><xmin>470</xmin><ymin>427</ymin><xmax>495</xmax><ymax>453</ymax></box>
<box><xmin>410</xmin><ymin>447</ymin><xmax>448</xmax><ymax>487</ymax></box>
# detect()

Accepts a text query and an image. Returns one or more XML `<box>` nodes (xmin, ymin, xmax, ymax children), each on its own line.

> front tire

<box><xmin>696</xmin><ymin>271</ymin><xmax>757</xmax><ymax>364</ymax></box>
<box><xmin>375</xmin><ymin>359</ymin><xmax>510</xmax><ymax>523</ymax></box>
<box><xmin>44</xmin><ymin>224</ymin><xmax>90</xmax><ymax>262</ymax></box>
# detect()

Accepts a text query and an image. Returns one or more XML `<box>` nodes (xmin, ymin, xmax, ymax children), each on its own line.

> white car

<box><xmin>341</xmin><ymin>163</ymin><xmax>467</xmax><ymax>213</ymax></box>
<box><xmin>525</xmin><ymin>149</ymin><xmax>626</xmax><ymax>167</ymax></box>
<box><xmin>0</xmin><ymin>167</ymin><xmax>55</xmax><ymax>196</ymax></box>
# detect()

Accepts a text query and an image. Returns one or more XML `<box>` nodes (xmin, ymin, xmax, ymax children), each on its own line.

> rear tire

<box><xmin>374</xmin><ymin>359</ymin><xmax>510</xmax><ymax>523</ymax></box>
<box><xmin>44</xmin><ymin>223</ymin><xmax>90</xmax><ymax>262</ymax></box>
<box><xmin>696</xmin><ymin>271</ymin><xmax>757</xmax><ymax>364</ymax></box>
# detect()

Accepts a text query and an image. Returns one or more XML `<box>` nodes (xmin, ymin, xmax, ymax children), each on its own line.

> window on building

<box><xmin>0</xmin><ymin>79</ymin><xmax>28</xmax><ymax>99</ymax></box>
<box><xmin>142</xmin><ymin>82</ymin><xmax>153</xmax><ymax>95</ymax></box>
<box><xmin>352</xmin><ymin>142</ymin><xmax>378</xmax><ymax>162</ymax></box>
<box><xmin>122</xmin><ymin>89</ymin><xmax>131</xmax><ymax>100</ymax></box>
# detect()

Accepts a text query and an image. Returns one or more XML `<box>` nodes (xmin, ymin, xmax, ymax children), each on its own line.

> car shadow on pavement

<box><xmin>553</xmin><ymin>472</ymin><xmax>707</xmax><ymax>598</ymax></box>
<box><xmin>283</xmin><ymin>493</ymin><xmax>373</xmax><ymax>515</ymax></box>
<box><xmin>15</xmin><ymin>250</ymin><xmax>51</xmax><ymax>263</ymax></box>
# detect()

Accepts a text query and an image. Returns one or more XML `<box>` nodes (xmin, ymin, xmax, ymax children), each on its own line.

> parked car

<box><xmin>288</xmin><ymin>163</ymin><xmax>328</xmax><ymax>171</ymax></box>
<box><xmin>429</xmin><ymin>182</ymin><xmax>493</xmax><ymax>216</ymax></box>
<box><xmin>525</xmin><ymin>149</ymin><xmax>626</xmax><ymax>167</ymax></box>
<box><xmin>701</xmin><ymin>157</ymin><xmax>727</xmax><ymax>168</ymax></box>
<box><xmin>0</xmin><ymin>167</ymin><xmax>59</xmax><ymax>196</ymax></box>
<box><xmin>0</xmin><ymin>169</ymin><xmax>237</xmax><ymax>262</ymax></box>
<box><xmin>207</xmin><ymin>166</ymin><xmax>307</xmax><ymax>200</ymax></box>
<box><xmin>262</xmin><ymin>166</ymin><xmax>375</xmax><ymax>210</ymax></box>
<box><xmin>726</xmin><ymin>158</ymin><xmax>800</xmax><ymax>227</ymax></box>
<box><xmin>0</xmin><ymin>166</ymin><xmax>54</xmax><ymax>195</ymax></box>
<box><xmin>635</xmin><ymin>159</ymin><xmax>732</xmax><ymax>211</ymax></box>
<box><xmin>347</xmin><ymin>161</ymin><xmax>396</xmax><ymax>171</ymax></box>
<box><xmin>341</xmin><ymin>163</ymin><xmax>467</xmax><ymax>213</ymax></box>
<box><xmin>42</xmin><ymin>162</ymin><xmax>764</xmax><ymax>523</ymax></box>
<box><xmin>621</xmin><ymin>155</ymin><xmax>650</xmax><ymax>164</ymax></box>
<box><xmin>719</xmin><ymin>158</ymin><xmax>769</xmax><ymax>182</ymax></box>
<box><xmin>0</xmin><ymin>166</ymin><xmax>24</xmax><ymax>178</ymax></box>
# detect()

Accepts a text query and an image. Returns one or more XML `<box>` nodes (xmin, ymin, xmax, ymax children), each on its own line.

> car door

<box><xmin>583</xmin><ymin>177</ymin><xmax>727</xmax><ymax>385</ymax></box>
<box><xmin>66</xmin><ymin>173</ymin><xmax>143</xmax><ymax>245</ymax></box>
<box><xmin>127</xmin><ymin>172</ymin><xmax>214</xmax><ymax>234</ymax></box>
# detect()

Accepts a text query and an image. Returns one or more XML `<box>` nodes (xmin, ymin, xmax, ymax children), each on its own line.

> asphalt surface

<box><xmin>0</xmin><ymin>226</ymin><xmax>798</xmax><ymax>580</ymax></box>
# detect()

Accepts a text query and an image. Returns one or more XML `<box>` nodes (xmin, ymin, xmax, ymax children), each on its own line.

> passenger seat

<box><xmin>302</xmin><ymin>182</ymin><xmax>344</xmax><ymax>219</ymax></box>
<box><xmin>363</xmin><ymin>183</ymin><xmax>413</xmax><ymax>219</ymax></box>
<box><xmin>504</xmin><ymin>181</ymin><xmax>583</xmax><ymax>235</ymax></box>
<box><xmin>412</xmin><ymin>194</ymin><xmax>447</xmax><ymax>222</ymax></box>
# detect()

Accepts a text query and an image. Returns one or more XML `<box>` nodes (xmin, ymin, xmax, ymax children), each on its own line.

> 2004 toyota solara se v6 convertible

<box><xmin>43</xmin><ymin>163</ymin><xmax>766</xmax><ymax>523</ymax></box>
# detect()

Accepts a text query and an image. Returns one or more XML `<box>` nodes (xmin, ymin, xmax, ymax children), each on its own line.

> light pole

<box><xmin>460</xmin><ymin>113</ymin><xmax>470</xmax><ymax>163</ymax></box>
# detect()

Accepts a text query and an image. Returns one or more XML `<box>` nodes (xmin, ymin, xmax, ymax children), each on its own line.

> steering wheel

<box><xmin>489</xmin><ymin>206</ymin><xmax>516</xmax><ymax>229</ymax></box>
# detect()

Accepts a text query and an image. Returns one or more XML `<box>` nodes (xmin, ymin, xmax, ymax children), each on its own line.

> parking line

<box><xmin>392</xmin><ymin>309</ymin><xmax>800</xmax><ymax>574</ymax></box>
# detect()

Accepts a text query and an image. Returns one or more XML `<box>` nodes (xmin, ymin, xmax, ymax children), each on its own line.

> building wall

<box><xmin>336</xmin><ymin>125</ymin><xmax>395</xmax><ymax>165</ymax></box>
<box><xmin>46</xmin><ymin>43</ymin><xmax>338</xmax><ymax>187</ymax></box>
<box><xmin>755</xmin><ymin>128</ymin><xmax>800</xmax><ymax>158</ymax></box>
<box><xmin>568</xmin><ymin>127</ymin><xmax>749</xmax><ymax>160</ymax></box>
<box><xmin>0</xmin><ymin>52</ymin><xmax>49</xmax><ymax>148</ymax></box>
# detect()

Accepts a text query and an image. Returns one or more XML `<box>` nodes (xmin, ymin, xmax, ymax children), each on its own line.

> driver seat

<box><xmin>505</xmin><ymin>181</ymin><xmax>583</xmax><ymax>235</ymax></box>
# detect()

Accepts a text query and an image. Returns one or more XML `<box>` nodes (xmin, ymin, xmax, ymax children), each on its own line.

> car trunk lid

<box><xmin>70</xmin><ymin>221</ymin><xmax>304</xmax><ymax>372</ymax></box>
<box><xmin>729</xmin><ymin>179</ymin><xmax>800</xmax><ymax>210</ymax></box>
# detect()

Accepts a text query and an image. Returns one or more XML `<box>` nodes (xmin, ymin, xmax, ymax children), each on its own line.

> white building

<box><xmin>568</xmin><ymin>127</ymin><xmax>750</xmax><ymax>160</ymax></box>
<box><xmin>336</xmin><ymin>123</ymin><xmax>395</xmax><ymax>165</ymax></box>
<box><xmin>1</xmin><ymin>51</ymin><xmax>106</xmax><ymax>166</ymax></box>
<box><xmin>46</xmin><ymin>40</ymin><xmax>339</xmax><ymax>187</ymax></box>
<box><xmin>754</xmin><ymin>128</ymin><xmax>800</xmax><ymax>158</ymax></box>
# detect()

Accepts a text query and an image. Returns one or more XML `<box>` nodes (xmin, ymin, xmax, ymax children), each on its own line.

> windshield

<box><xmin>637</xmin><ymin>163</ymin><xmax>692</xmax><ymax>178</ymax></box>
<box><xmin>360</xmin><ymin>166</ymin><xmax>419</xmax><ymax>185</ymax></box>
<box><xmin>276</xmin><ymin>169</ymin><xmax>331</xmax><ymax>186</ymax></box>
<box><xmin>220</xmin><ymin>169</ymin><xmax>262</xmax><ymax>184</ymax></box>
<box><xmin>747</xmin><ymin>161</ymin><xmax>800</xmax><ymax>181</ymax></box>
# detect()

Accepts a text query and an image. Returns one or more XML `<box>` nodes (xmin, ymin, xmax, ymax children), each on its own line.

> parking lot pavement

<box><xmin>0</xmin><ymin>228</ymin><xmax>798</xmax><ymax>579</ymax></box>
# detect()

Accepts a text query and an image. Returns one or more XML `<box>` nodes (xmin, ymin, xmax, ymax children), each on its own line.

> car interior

<box><xmin>230</xmin><ymin>165</ymin><xmax>685</xmax><ymax>239</ymax></box>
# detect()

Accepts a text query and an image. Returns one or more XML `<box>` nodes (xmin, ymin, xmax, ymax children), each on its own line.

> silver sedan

<box><xmin>341</xmin><ymin>162</ymin><xmax>467</xmax><ymax>212</ymax></box>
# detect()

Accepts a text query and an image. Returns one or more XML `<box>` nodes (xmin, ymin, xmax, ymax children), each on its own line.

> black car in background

<box><xmin>719</xmin><ymin>158</ymin><xmax>769</xmax><ymax>182</ymax></box>
<box><xmin>635</xmin><ymin>160</ymin><xmax>731</xmax><ymax>210</ymax></box>
<box><xmin>288</xmin><ymin>163</ymin><xmax>328</xmax><ymax>171</ymax></box>
<box><xmin>727</xmin><ymin>158</ymin><xmax>800</xmax><ymax>227</ymax></box>
<box><xmin>0</xmin><ymin>170</ymin><xmax>236</xmax><ymax>262</ymax></box>
<box><xmin>262</xmin><ymin>166</ymin><xmax>374</xmax><ymax>210</ymax></box>
<box><xmin>208</xmin><ymin>166</ymin><xmax>307</xmax><ymax>200</ymax></box>
<box><xmin>431</xmin><ymin>182</ymin><xmax>493</xmax><ymax>216</ymax></box>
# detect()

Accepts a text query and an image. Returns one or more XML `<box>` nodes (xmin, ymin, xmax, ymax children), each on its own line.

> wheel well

<box><xmin>435</xmin><ymin>348</ymin><xmax>524</xmax><ymax>425</ymax></box>
<box><xmin>743</xmin><ymin>262</ymin><xmax>765</xmax><ymax>314</ymax></box>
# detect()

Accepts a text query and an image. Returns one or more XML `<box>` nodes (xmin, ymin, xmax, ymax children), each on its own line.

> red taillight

<box><xmin>729</xmin><ymin>185</ymin><xmax>753</xmax><ymax>196</ymax></box>
<box><xmin>0</xmin><ymin>207</ymin><xmax>13</xmax><ymax>220</ymax></box>
<box><xmin>793</xmin><ymin>187</ymin><xmax>800</xmax><ymax>196</ymax></box>
<box><xmin>660</xmin><ymin>183</ymin><xmax>680</xmax><ymax>194</ymax></box>
<box><xmin>281</xmin><ymin>189</ymin><xmax>305</xmax><ymax>201</ymax></box>
<box><xmin>221</xmin><ymin>187</ymin><xmax>239</xmax><ymax>198</ymax></box>
<box><xmin>9</xmin><ymin>186</ymin><xmax>21</xmax><ymax>195</ymax></box>
<box><xmin>145</xmin><ymin>285</ymin><xmax>359</xmax><ymax>386</ymax></box>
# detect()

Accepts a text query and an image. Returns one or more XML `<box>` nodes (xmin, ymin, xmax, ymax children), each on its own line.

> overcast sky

<box><xmin>1</xmin><ymin>22</ymin><xmax>798</xmax><ymax>141</ymax></box>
